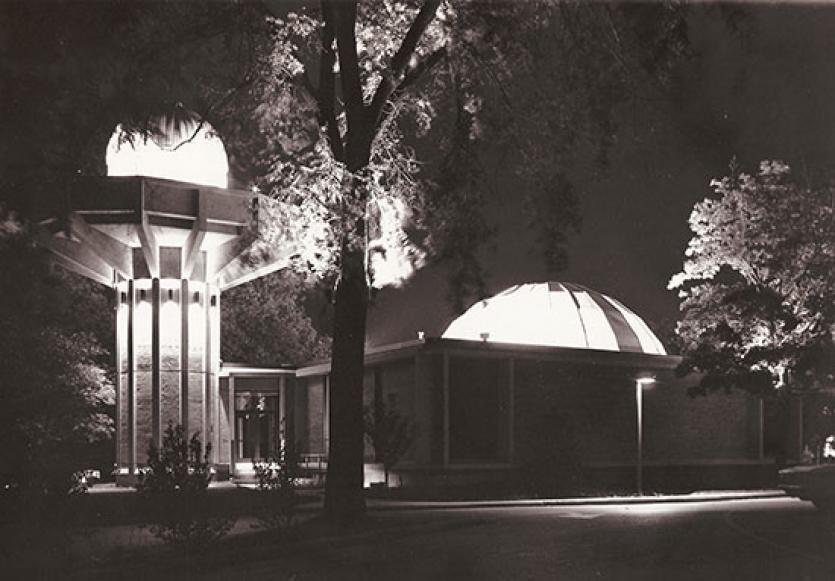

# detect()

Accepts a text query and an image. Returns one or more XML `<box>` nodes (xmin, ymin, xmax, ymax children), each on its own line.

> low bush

<box><xmin>136</xmin><ymin>423</ymin><xmax>234</xmax><ymax>551</ymax></box>
<box><xmin>252</xmin><ymin>442</ymin><xmax>299</xmax><ymax>535</ymax></box>
<box><xmin>364</xmin><ymin>399</ymin><xmax>415</xmax><ymax>488</ymax></box>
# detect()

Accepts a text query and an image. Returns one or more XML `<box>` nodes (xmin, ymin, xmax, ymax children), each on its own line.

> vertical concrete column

<box><xmin>180</xmin><ymin>279</ymin><xmax>190</xmax><ymax>435</ymax></box>
<box><xmin>127</xmin><ymin>280</ymin><xmax>135</xmax><ymax>472</ymax></box>
<box><xmin>133</xmin><ymin>279</ymin><xmax>153</xmax><ymax>465</ymax></box>
<box><xmin>217</xmin><ymin>376</ymin><xmax>232</xmax><ymax>474</ymax></box>
<box><xmin>115</xmin><ymin>280</ymin><xmax>136</xmax><ymax>476</ymax></box>
<box><xmin>151</xmin><ymin>278</ymin><xmax>161</xmax><ymax>448</ymax></box>
<box><xmin>228</xmin><ymin>374</ymin><xmax>236</xmax><ymax>477</ymax></box>
<box><xmin>159</xmin><ymin>279</ymin><xmax>183</xmax><ymax>440</ymax></box>
<box><xmin>207</xmin><ymin>288</ymin><xmax>220</xmax><ymax>464</ymax></box>
<box><xmin>114</xmin><ymin>285</ymin><xmax>122</xmax><ymax>470</ymax></box>
<box><xmin>186</xmin><ymin>282</ymin><xmax>207</xmax><ymax>444</ymax></box>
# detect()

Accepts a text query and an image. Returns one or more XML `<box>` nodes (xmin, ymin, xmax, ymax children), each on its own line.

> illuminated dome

<box><xmin>442</xmin><ymin>282</ymin><xmax>666</xmax><ymax>355</ymax></box>
<box><xmin>106</xmin><ymin>116</ymin><xmax>229</xmax><ymax>188</ymax></box>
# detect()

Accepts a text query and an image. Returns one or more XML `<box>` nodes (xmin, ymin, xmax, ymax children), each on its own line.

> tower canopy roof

<box><xmin>36</xmin><ymin>176</ymin><xmax>295</xmax><ymax>290</ymax></box>
<box><xmin>442</xmin><ymin>282</ymin><xmax>666</xmax><ymax>355</ymax></box>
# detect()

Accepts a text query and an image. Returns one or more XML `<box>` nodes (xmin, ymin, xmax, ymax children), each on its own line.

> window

<box><xmin>448</xmin><ymin>357</ymin><xmax>509</xmax><ymax>462</ymax></box>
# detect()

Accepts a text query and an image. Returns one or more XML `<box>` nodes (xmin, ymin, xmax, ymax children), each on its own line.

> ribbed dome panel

<box><xmin>442</xmin><ymin>282</ymin><xmax>666</xmax><ymax>355</ymax></box>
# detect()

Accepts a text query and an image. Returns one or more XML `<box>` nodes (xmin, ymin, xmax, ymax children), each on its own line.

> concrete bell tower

<box><xmin>38</xmin><ymin>176</ymin><xmax>293</xmax><ymax>483</ymax></box>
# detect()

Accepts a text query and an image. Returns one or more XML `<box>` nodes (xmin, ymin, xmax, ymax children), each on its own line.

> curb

<box><xmin>363</xmin><ymin>490</ymin><xmax>788</xmax><ymax>511</ymax></box>
<box><xmin>87</xmin><ymin>484</ymin><xmax>787</xmax><ymax>512</ymax></box>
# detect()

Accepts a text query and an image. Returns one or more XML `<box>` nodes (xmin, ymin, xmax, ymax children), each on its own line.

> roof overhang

<box><xmin>37</xmin><ymin>176</ymin><xmax>295</xmax><ymax>289</ymax></box>
<box><xmin>296</xmin><ymin>337</ymin><xmax>682</xmax><ymax>377</ymax></box>
<box><xmin>219</xmin><ymin>362</ymin><xmax>297</xmax><ymax>377</ymax></box>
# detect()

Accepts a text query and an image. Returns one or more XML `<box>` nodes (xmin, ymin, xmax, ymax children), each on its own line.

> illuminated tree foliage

<box><xmin>2</xmin><ymin>1</ymin><xmax>696</xmax><ymax>522</ymax></box>
<box><xmin>236</xmin><ymin>0</ymin><xmax>691</xmax><ymax>522</ymax></box>
<box><xmin>0</xmin><ymin>211</ymin><xmax>114</xmax><ymax>500</ymax></box>
<box><xmin>669</xmin><ymin>161</ymin><xmax>835</xmax><ymax>395</ymax></box>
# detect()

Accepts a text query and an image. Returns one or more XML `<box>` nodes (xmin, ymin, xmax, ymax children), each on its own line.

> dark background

<box><xmin>367</xmin><ymin>4</ymin><xmax>835</xmax><ymax>348</ymax></box>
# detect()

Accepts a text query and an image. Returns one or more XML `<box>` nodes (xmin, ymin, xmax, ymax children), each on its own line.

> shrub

<box><xmin>364</xmin><ymin>398</ymin><xmax>415</xmax><ymax>487</ymax></box>
<box><xmin>136</xmin><ymin>423</ymin><xmax>234</xmax><ymax>551</ymax></box>
<box><xmin>252</xmin><ymin>442</ymin><xmax>299</xmax><ymax>534</ymax></box>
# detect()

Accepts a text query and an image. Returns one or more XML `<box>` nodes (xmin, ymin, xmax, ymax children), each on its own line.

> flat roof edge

<box><xmin>220</xmin><ymin>362</ymin><xmax>297</xmax><ymax>377</ymax></box>
<box><xmin>295</xmin><ymin>337</ymin><xmax>682</xmax><ymax>377</ymax></box>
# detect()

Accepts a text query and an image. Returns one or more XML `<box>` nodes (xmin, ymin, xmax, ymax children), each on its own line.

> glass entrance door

<box><xmin>234</xmin><ymin>394</ymin><xmax>279</xmax><ymax>461</ymax></box>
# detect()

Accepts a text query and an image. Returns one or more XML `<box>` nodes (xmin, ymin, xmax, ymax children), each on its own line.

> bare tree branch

<box><xmin>397</xmin><ymin>45</ymin><xmax>447</xmax><ymax>95</ymax></box>
<box><xmin>170</xmin><ymin>118</ymin><xmax>207</xmax><ymax>151</ymax></box>
<box><xmin>329</xmin><ymin>1</ymin><xmax>365</xmax><ymax>138</ymax></box>
<box><xmin>369</xmin><ymin>0</ymin><xmax>442</xmax><ymax>127</ymax></box>
<box><xmin>168</xmin><ymin>75</ymin><xmax>256</xmax><ymax>151</ymax></box>
<box><xmin>375</xmin><ymin>46</ymin><xmax>447</xmax><ymax>133</ymax></box>
<box><xmin>390</xmin><ymin>0</ymin><xmax>442</xmax><ymax>82</ymax></box>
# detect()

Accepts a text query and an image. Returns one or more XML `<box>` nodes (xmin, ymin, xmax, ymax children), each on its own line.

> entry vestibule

<box><xmin>235</xmin><ymin>393</ymin><xmax>279</xmax><ymax>461</ymax></box>
<box><xmin>220</xmin><ymin>364</ymin><xmax>296</xmax><ymax>478</ymax></box>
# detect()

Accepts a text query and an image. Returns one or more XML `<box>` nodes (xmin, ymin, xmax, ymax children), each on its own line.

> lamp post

<box><xmin>635</xmin><ymin>376</ymin><xmax>656</xmax><ymax>495</ymax></box>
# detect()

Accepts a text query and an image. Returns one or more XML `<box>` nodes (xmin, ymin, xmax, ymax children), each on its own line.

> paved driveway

<box><xmin>187</xmin><ymin>497</ymin><xmax>835</xmax><ymax>580</ymax></box>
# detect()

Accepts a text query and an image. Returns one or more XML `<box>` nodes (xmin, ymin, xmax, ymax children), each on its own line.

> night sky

<box><xmin>367</xmin><ymin>3</ymin><xmax>835</xmax><ymax>348</ymax></box>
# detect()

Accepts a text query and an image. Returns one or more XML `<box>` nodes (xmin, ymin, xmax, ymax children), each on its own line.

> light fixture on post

<box><xmin>635</xmin><ymin>375</ymin><xmax>656</xmax><ymax>496</ymax></box>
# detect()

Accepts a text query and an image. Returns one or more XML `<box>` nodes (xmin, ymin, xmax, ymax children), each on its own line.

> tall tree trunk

<box><xmin>322</xmin><ymin>0</ymin><xmax>376</xmax><ymax>511</ymax></box>
<box><xmin>324</xmin><ymin>245</ymin><xmax>368</xmax><ymax>522</ymax></box>
<box><xmin>321</xmin><ymin>0</ymin><xmax>440</xmax><ymax>524</ymax></box>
